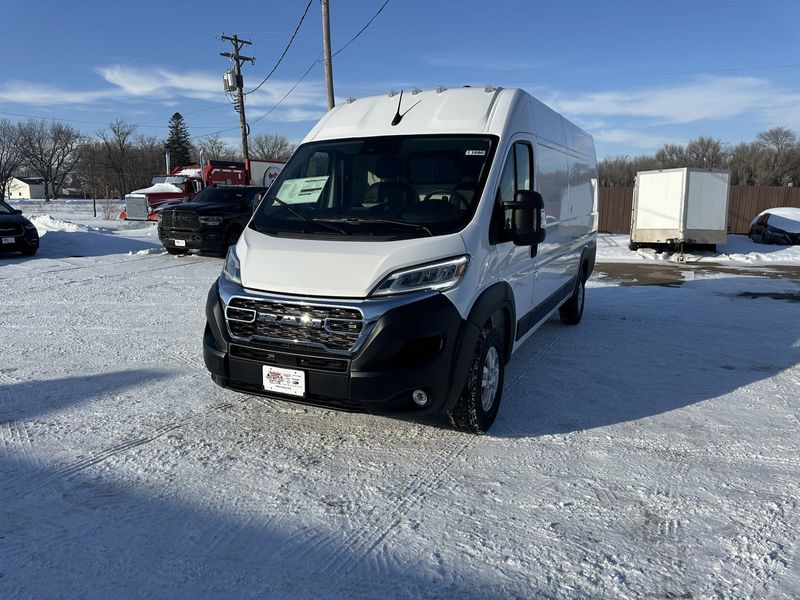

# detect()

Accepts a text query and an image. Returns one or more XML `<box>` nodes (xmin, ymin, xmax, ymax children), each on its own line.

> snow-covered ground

<box><xmin>598</xmin><ymin>233</ymin><xmax>800</xmax><ymax>265</ymax></box>
<box><xmin>1</xmin><ymin>209</ymin><xmax>799</xmax><ymax>598</ymax></box>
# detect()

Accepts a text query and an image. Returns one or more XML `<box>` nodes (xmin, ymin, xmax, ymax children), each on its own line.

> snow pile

<box><xmin>598</xmin><ymin>234</ymin><xmax>800</xmax><ymax>265</ymax></box>
<box><xmin>128</xmin><ymin>247</ymin><xmax>164</xmax><ymax>256</ymax></box>
<box><xmin>29</xmin><ymin>214</ymin><xmax>94</xmax><ymax>235</ymax></box>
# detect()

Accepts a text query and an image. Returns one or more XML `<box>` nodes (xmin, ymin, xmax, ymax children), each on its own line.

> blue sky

<box><xmin>2</xmin><ymin>0</ymin><xmax>799</xmax><ymax>157</ymax></box>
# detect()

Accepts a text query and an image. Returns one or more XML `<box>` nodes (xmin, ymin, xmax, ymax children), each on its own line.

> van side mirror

<box><xmin>502</xmin><ymin>190</ymin><xmax>546</xmax><ymax>248</ymax></box>
<box><xmin>14</xmin><ymin>209</ymin><xmax>23</xmax><ymax>215</ymax></box>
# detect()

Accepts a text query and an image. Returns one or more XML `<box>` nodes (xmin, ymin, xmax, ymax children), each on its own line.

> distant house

<box><xmin>6</xmin><ymin>177</ymin><xmax>46</xmax><ymax>200</ymax></box>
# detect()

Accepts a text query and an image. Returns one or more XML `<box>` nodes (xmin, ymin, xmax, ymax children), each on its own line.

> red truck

<box><xmin>121</xmin><ymin>159</ymin><xmax>283</xmax><ymax>221</ymax></box>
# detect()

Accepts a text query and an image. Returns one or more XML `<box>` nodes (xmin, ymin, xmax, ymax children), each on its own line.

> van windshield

<box><xmin>249</xmin><ymin>135</ymin><xmax>496</xmax><ymax>239</ymax></box>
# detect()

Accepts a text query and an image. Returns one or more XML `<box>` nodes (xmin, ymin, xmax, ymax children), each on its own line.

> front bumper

<box><xmin>203</xmin><ymin>277</ymin><xmax>479</xmax><ymax>415</ymax></box>
<box><xmin>0</xmin><ymin>230</ymin><xmax>39</xmax><ymax>253</ymax></box>
<box><xmin>159</xmin><ymin>226</ymin><xmax>225</xmax><ymax>252</ymax></box>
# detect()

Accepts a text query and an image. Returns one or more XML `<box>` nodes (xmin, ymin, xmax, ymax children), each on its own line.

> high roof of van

<box><xmin>301</xmin><ymin>87</ymin><xmax>595</xmax><ymax>159</ymax></box>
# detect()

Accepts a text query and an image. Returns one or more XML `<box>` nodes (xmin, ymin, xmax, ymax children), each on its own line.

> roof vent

<box><xmin>411</xmin><ymin>87</ymin><xmax>422</xmax><ymax>95</ymax></box>
<box><xmin>346</xmin><ymin>97</ymin><xmax>356</xmax><ymax>104</ymax></box>
<box><xmin>388</xmin><ymin>89</ymin><xmax>399</xmax><ymax>97</ymax></box>
<box><xmin>484</xmin><ymin>85</ymin><xmax>498</xmax><ymax>93</ymax></box>
<box><xmin>435</xmin><ymin>86</ymin><xmax>447</xmax><ymax>94</ymax></box>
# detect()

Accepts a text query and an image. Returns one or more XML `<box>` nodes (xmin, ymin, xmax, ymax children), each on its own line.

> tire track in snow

<box><xmin>298</xmin><ymin>328</ymin><xmax>573</xmax><ymax>581</ymax></box>
<box><xmin>316</xmin><ymin>431</ymin><xmax>473</xmax><ymax>581</ymax></box>
<box><xmin>15</xmin><ymin>401</ymin><xmax>237</xmax><ymax>495</ymax></box>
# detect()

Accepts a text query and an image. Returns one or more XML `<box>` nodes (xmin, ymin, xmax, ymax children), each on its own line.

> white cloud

<box><xmin>0</xmin><ymin>81</ymin><xmax>121</xmax><ymax>105</ymax></box>
<box><xmin>0</xmin><ymin>65</ymin><xmax>327</xmax><ymax>123</ymax></box>
<box><xmin>592</xmin><ymin>128</ymin><xmax>677</xmax><ymax>149</ymax></box>
<box><xmin>545</xmin><ymin>76</ymin><xmax>800</xmax><ymax>127</ymax></box>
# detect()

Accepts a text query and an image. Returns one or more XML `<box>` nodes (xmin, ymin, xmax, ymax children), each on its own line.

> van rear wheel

<box><xmin>559</xmin><ymin>267</ymin><xmax>586</xmax><ymax>325</ymax></box>
<box><xmin>448</xmin><ymin>326</ymin><xmax>504</xmax><ymax>434</ymax></box>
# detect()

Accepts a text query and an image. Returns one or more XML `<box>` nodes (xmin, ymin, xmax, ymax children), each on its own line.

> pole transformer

<box><xmin>220</xmin><ymin>34</ymin><xmax>255</xmax><ymax>161</ymax></box>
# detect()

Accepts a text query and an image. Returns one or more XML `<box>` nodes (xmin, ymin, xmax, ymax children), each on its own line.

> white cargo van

<box><xmin>203</xmin><ymin>87</ymin><xmax>598</xmax><ymax>433</ymax></box>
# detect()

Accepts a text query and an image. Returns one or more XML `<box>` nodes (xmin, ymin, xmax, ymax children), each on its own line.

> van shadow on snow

<box><xmin>0</xmin><ymin>372</ymin><xmax>503</xmax><ymax>599</ymax></box>
<box><xmin>0</xmin><ymin>230</ymin><xmax>160</xmax><ymax>262</ymax></box>
<box><xmin>492</xmin><ymin>278</ymin><xmax>800</xmax><ymax>439</ymax></box>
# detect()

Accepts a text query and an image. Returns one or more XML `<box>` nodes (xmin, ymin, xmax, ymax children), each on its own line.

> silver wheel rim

<box><xmin>481</xmin><ymin>346</ymin><xmax>500</xmax><ymax>412</ymax></box>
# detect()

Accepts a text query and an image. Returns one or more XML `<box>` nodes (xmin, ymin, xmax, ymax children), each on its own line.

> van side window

<box><xmin>492</xmin><ymin>142</ymin><xmax>532</xmax><ymax>243</ymax></box>
<box><xmin>515</xmin><ymin>144</ymin><xmax>531</xmax><ymax>190</ymax></box>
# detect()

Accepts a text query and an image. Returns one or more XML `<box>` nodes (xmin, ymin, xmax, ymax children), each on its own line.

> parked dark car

<box><xmin>157</xmin><ymin>185</ymin><xmax>267</xmax><ymax>256</ymax></box>
<box><xmin>0</xmin><ymin>200</ymin><xmax>39</xmax><ymax>256</ymax></box>
<box><xmin>749</xmin><ymin>207</ymin><xmax>800</xmax><ymax>245</ymax></box>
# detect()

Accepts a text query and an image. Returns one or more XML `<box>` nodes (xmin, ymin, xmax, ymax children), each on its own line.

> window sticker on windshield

<box><xmin>275</xmin><ymin>176</ymin><xmax>329</xmax><ymax>204</ymax></box>
<box><xmin>465</xmin><ymin>150</ymin><xmax>486</xmax><ymax>156</ymax></box>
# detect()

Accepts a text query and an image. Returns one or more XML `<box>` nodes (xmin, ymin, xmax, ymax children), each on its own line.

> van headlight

<box><xmin>222</xmin><ymin>245</ymin><xmax>242</xmax><ymax>285</ymax></box>
<box><xmin>371</xmin><ymin>255</ymin><xmax>469</xmax><ymax>297</ymax></box>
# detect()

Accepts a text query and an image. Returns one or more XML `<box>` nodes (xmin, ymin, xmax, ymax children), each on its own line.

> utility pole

<box><xmin>320</xmin><ymin>0</ymin><xmax>335</xmax><ymax>110</ymax></box>
<box><xmin>220</xmin><ymin>34</ymin><xmax>255</xmax><ymax>161</ymax></box>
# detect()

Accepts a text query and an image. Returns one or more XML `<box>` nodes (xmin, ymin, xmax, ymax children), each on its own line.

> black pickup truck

<box><xmin>157</xmin><ymin>185</ymin><xmax>267</xmax><ymax>256</ymax></box>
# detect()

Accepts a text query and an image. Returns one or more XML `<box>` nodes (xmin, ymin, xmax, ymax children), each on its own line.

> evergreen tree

<box><xmin>164</xmin><ymin>112</ymin><xmax>192</xmax><ymax>168</ymax></box>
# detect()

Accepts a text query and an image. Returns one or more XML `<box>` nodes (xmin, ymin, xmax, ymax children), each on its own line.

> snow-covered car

<box><xmin>749</xmin><ymin>207</ymin><xmax>800</xmax><ymax>245</ymax></box>
<box><xmin>0</xmin><ymin>199</ymin><xmax>39</xmax><ymax>256</ymax></box>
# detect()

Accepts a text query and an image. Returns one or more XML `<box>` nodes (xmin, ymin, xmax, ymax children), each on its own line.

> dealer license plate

<box><xmin>174</xmin><ymin>239</ymin><xmax>186</xmax><ymax>247</ymax></box>
<box><xmin>2</xmin><ymin>237</ymin><xmax>14</xmax><ymax>244</ymax></box>
<box><xmin>262</xmin><ymin>365</ymin><xmax>305</xmax><ymax>397</ymax></box>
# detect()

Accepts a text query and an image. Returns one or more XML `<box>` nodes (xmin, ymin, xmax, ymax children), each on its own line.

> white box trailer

<box><xmin>630</xmin><ymin>168</ymin><xmax>730</xmax><ymax>250</ymax></box>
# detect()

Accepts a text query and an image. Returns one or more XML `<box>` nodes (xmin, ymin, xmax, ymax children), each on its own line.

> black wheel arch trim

<box><xmin>465</xmin><ymin>281</ymin><xmax>517</xmax><ymax>363</ymax></box>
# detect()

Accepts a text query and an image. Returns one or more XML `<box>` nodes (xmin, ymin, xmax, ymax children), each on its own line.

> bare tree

<box><xmin>685</xmin><ymin>136</ymin><xmax>729</xmax><ymax>169</ymax></box>
<box><xmin>598</xmin><ymin>154</ymin><xmax>658</xmax><ymax>186</ymax></box>
<box><xmin>728</xmin><ymin>142</ymin><xmax>763</xmax><ymax>185</ymax></box>
<box><xmin>130</xmin><ymin>135</ymin><xmax>167</xmax><ymax>191</ymax></box>
<box><xmin>249</xmin><ymin>133</ymin><xmax>295</xmax><ymax>162</ymax></box>
<box><xmin>0</xmin><ymin>120</ymin><xmax>24</xmax><ymax>200</ymax></box>
<box><xmin>655</xmin><ymin>144</ymin><xmax>687</xmax><ymax>169</ymax></box>
<box><xmin>19</xmin><ymin>120</ymin><xmax>84</xmax><ymax>200</ymax></box>
<box><xmin>97</xmin><ymin>120</ymin><xmax>136</xmax><ymax>199</ymax></box>
<box><xmin>756</xmin><ymin>126</ymin><xmax>797</xmax><ymax>152</ymax></box>
<box><xmin>195</xmin><ymin>134</ymin><xmax>239</xmax><ymax>161</ymax></box>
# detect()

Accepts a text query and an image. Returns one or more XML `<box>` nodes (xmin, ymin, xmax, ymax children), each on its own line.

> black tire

<box><xmin>448</xmin><ymin>326</ymin><xmax>504</xmax><ymax>435</ymax></box>
<box><xmin>166</xmin><ymin>247</ymin><xmax>187</xmax><ymax>255</ymax></box>
<box><xmin>560</xmin><ymin>267</ymin><xmax>586</xmax><ymax>326</ymax></box>
<box><xmin>214</xmin><ymin>227</ymin><xmax>242</xmax><ymax>257</ymax></box>
<box><xmin>21</xmin><ymin>247</ymin><xmax>37</xmax><ymax>256</ymax></box>
<box><xmin>628</xmin><ymin>241</ymin><xmax>640</xmax><ymax>251</ymax></box>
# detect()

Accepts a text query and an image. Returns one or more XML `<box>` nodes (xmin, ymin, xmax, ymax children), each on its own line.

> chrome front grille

<box><xmin>124</xmin><ymin>197</ymin><xmax>149</xmax><ymax>221</ymax></box>
<box><xmin>226</xmin><ymin>297</ymin><xmax>364</xmax><ymax>353</ymax></box>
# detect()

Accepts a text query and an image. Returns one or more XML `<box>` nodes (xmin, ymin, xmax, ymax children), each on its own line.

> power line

<box><xmin>245</xmin><ymin>0</ymin><xmax>314</xmax><ymax>96</ymax></box>
<box><xmin>197</xmin><ymin>0</ymin><xmax>394</xmax><ymax>138</ymax></box>
<box><xmin>332</xmin><ymin>0</ymin><xmax>391</xmax><ymax>58</ymax></box>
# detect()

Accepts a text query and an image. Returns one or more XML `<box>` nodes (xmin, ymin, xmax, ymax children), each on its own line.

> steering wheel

<box><xmin>422</xmin><ymin>188</ymin><xmax>469</xmax><ymax>209</ymax></box>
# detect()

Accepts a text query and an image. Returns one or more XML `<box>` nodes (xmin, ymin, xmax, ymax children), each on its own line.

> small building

<box><xmin>6</xmin><ymin>176</ymin><xmax>46</xmax><ymax>200</ymax></box>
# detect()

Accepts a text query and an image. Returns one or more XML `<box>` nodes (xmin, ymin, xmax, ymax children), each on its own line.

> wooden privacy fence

<box><xmin>598</xmin><ymin>185</ymin><xmax>800</xmax><ymax>235</ymax></box>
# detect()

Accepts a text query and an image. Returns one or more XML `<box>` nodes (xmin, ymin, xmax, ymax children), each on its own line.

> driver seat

<box><xmin>362</xmin><ymin>156</ymin><xmax>416</xmax><ymax>211</ymax></box>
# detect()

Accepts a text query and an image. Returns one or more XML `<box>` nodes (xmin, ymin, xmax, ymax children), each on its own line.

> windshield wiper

<box><xmin>268</xmin><ymin>196</ymin><xmax>347</xmax><ymax>235</ymax></box>
<box><xmin>315</xmin><ymin>217</ymin><xmax>433</xmax><ymax>237</ymax></box>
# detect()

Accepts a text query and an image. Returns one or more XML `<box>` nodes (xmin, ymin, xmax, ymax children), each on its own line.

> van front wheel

<box><xmin>449</xmin><ymin>326</ymin><xmax>504</xmax><ymax>434</ymax></box>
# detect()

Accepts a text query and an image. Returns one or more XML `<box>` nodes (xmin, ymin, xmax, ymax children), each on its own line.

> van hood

<box><xmin>238</xmin><ymin>228</ymin><xmax>468</xmax><ymax>298</ymax></box>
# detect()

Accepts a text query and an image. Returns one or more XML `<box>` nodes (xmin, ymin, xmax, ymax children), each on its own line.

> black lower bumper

<box><xmin>0</xmin><ymin>233</ymin><xmax>39</xmax><ymax>253</ymax></box>
<box><xmin>159</xmin><ymin>227</ymin><xmax>224</xmax><ymax>253</ymax></box>
<box><xmin>203</xmin><ymin>280</ymin><xmax>479</xmax><ymax>415</ymax></box>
